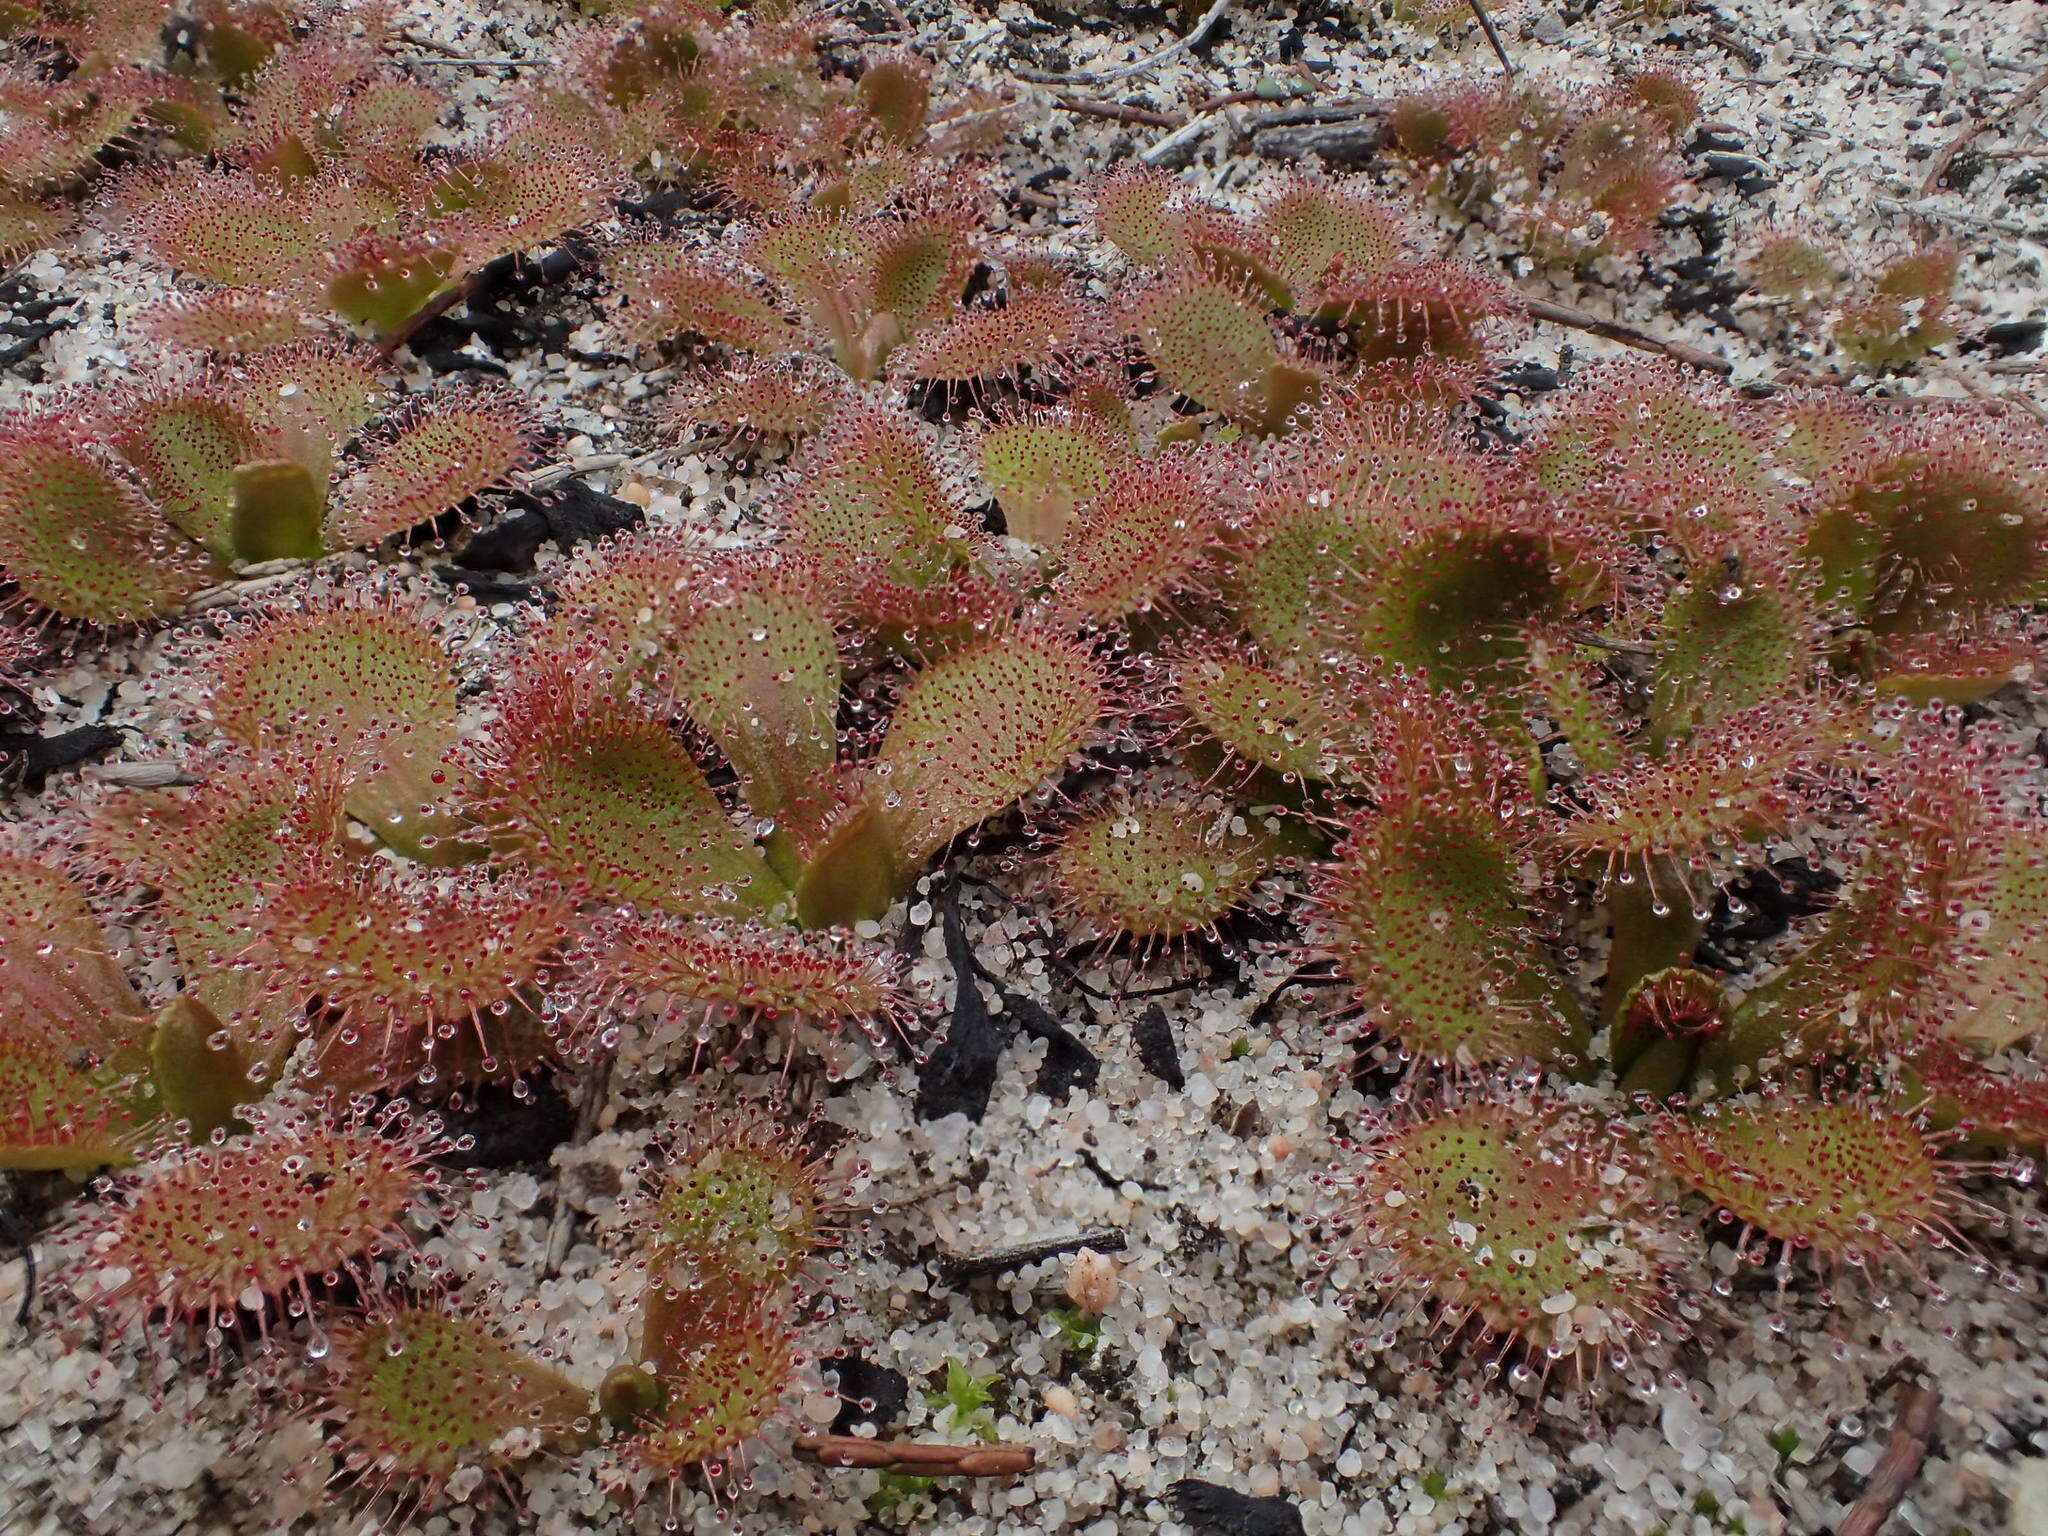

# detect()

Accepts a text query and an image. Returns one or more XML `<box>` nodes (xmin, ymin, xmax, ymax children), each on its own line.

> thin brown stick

<box><xmin>1522</xmin><ymin>296</ymin><xmax>1734</xmax><ymax>376</ymax></box>
<box><xmin>1919</xmin><ymin>63</ymin><xmax>2048</xmax><ymax>196</ymax></box>
<box><xmin>541</xmin><ymin>1056</ymin><xmax>613</xmax><ymax>1278</ymax></box>
<box><xmin>1190</xmin><ymin>89</ymin><xmax>1267</xmax><ymax>112</ymax></box>
<box><xmin>396</xmin><ymin>53</ymin><xmax>532</xmax><ymax>68</ymax></box>
<box><xmin>373</xmin><ymin>272</ymin><xmax>484</xmax><ymax>361</ymax></box>
<box><xmin>1937</xmin><ymin>361</ymin><xmax>2048</xmax><ymax>428</ymax></box>
<box><xmin>518</xmin><ymin>451</ymin><xmax>636</xmax><ymax>493</ymax></box>
<box><xmin>1563</xmin><ymin>627</ymin><xmax>1662</xmax><ymax>656</ymax></box>
<box><xmin>1835</xmin><ymin>1380</ymin><xmax>1940</xmax><ymax>1536</ymax></box>
<box><xmin>1774</xmin><ymin>366</ymin><xmax>2047</xmax><ymax>423</ymax></box>
<box><xmin>1138</xmin><ymin>108</ymin><xmax>1234</xmax><ymax>167</ymax></box>
<box><xmin>1053</xmin><ymin>96</ymin><xmax>1186</xmax><ymax>129</ymax></box>
<box><xmin>938</xmin><ymin>1227</ymin><xmax>1129</xmax><ymax>1284</ymax></box>
<box><xmin>392</xmin><ymin>30</ymin><xmax>532</xmax><ymax>68</ymax></box>
<box><xmin>1249</xmin><ymin>98</ymin><xmax>1392</xmax><ymax>168</ymax></box>
<box><xmin>1876</xmin><ymin>194</ymin><xmax>2048</xmax><ymax>239</ymax></box>
<box><xmin>862</xmin><ymin>0</ymin><xmax>914</xmax><ymax>37</ymax></box>
<box><xmin>1685</xmin><ymin>5</ymin><xmax>1765</xmax><ymax>71</ymax></box>
<box><xmin>1790</xmin><ymin>49</ymin><xmax>1938</xmax><ymax>91</ymax></box>
<box><xmin>1015</xmin><ymin>0</ymin><xmax>1233</xmax><ymax>88</ymax></box>
<box><xmin>1467</xmin><ymin>0</ymin><xmax>1515</xmax><ymax>76</ymax></box>
<box><xmin>85</xmin><ymin>762</ymin><xmax>201</xmax><ymax>789</ymax></box>
<box><xmin>795</xmin><ymin>1436</ymin><xmax>1037</xmax><ymax>1477</ymax></box>
<box><xmin>393</xmin><ymin>28</ymin><xmax>481</xmax><ymax>59</ymax></box>
<box><xmin>182</xmin><ymin>560</ymin><xmax>329</xmax><ymax>616</ymax></box>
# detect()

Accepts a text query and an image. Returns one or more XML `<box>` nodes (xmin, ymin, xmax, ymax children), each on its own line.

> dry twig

<box><xmin>1876</xmin><ymin>194</ymin><xmax>2048</xmax><ymax>240</ymax></box>
<box><xmin>397</xmin><ymin>53</ymin><xmax>531</xmax><ymax>68</ymax></box>
<box><xmin>1466</xmin><ymin>0</ymin><xmax>1515</xmax><ymax>76</ymax></box>
<box><xmin>795</xmin><ymin>1436</ymin><xmax>1037</xmax><ymax>1476</ymax></box>
<box><xmin>1835</xmin><ymin>1377</ymin><xmax>1940</xmax><ymax>1536</ymax></box>
<box><xmin>542</xmin><ymin>1056</ymin><xmax>614</xmax><ymax>1277</ymax></box>
<box><xmin>1935</xmin><ymin>362</ymin><xmax>2048</xmax><ymax>428</ymax></box>
<box><xmin>1686</xmin><ymin>5</ymin><xmax>1765</xmax><ymax>71</ymax></box>
<box><xmin>1053</xmin><ymin>96</ymin><xmax>1185</xmax><ymax>129</ymax></box>
<box><xmin>1919</xmin><ymin>63</ymin><xmax>2048</xmax><ymax>196</ymax></box>
<box><xmin>1522</xmin><ymin>296</ymin><xmax>1734</xmax><ymax>376</ymax></box>
<box><xmin>1790</xmin><ymin>49</ymin><xmax>1939</xmax><ymax>91</ymax></box>
<box><xmin>182</xmin><ymin>561</ymin><xmax>323</xmax><ymax>616</ymax></box>
<box><xmin>375</xmin><ymin>273</ymin><xmax>484</xmax><ymax>361</ymax></box>
<box><xmin>1247</xmin><ymin>98</ymin><xmax>1391</xmax><ymax>168</ymax></box>
<box><xmin>1016</xmin><ymin>0</ymin><xmax>1233</xmax><ymax>88</ymax></box>
<box><xmin>1</xmin><ymin>1205</ymin><xmax>33</xmax><ymax>1330</ymax></box>
<box><xmin>393</xmin><ymin>30</ymin><xmax>530</xmax><ymax>67</ymax></box>
<box><xmin>1563</xmin><ymin>627</ymin><xmax>1662</xmax><ymax>656</ymax></box>
<box><xmin>937</xmin><ymin>1228</ymin><xmax>1129</xmax><ymax>1284</ymax></box>
<box><xmin>1138</xmin><ymin>110</ymin><xmax>1233</xmax><ymax>167</ymax></box>
<box><xmin>518</xmin><ymin>452</ymin><xmax>635</xmax><ymax>492</ymax></box>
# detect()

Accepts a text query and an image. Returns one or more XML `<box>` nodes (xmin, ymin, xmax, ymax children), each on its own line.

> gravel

<box><xmin>2</xmin><ymin>0</ymin><xmax>2046</xmax><ymax>1533</ymax></box>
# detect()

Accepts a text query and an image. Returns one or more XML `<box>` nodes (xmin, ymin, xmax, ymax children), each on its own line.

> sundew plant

<box><xmin>0</xmin><ymin>0</ymin><xmax>2044</xmax><ymax>1529</ymax></box>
